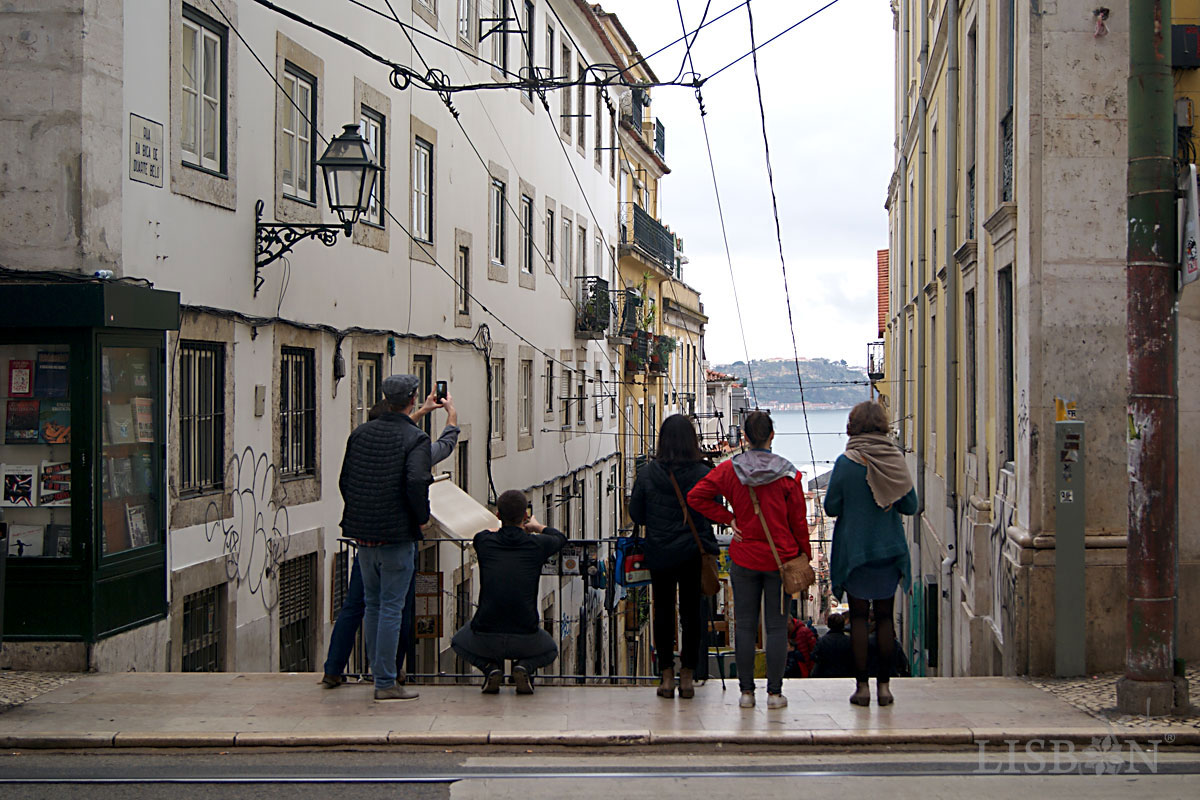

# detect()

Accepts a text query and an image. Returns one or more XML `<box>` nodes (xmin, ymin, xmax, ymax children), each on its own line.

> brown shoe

<box><xmin>319</xmin><ymin>674</ymin><xmax>344</xmax><ymax>689</ymax></box>
<box><xmin>656</xmin><ymin>668</ymin><xmax>675</xmax><ymax>698</ymax></box>
<box><xmin>678</xmin><ymin>668</ymin><xmax>695</xmax><ymax>699</ymax></box>
<box><xmin>877</xmin><ymin>681</ymin><xmax>894</xmax><ymax>706</ymax></box>
<box><xmin>849</xmin><ymin>681</ymin><xmax>871</xmax><ymax>706</ymax></box>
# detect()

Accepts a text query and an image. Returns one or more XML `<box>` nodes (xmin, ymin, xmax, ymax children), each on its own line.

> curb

<box><xmin>1</xmin><ymin>727</ymin><xmax>1196</xmax><ymax>749</ymax></box>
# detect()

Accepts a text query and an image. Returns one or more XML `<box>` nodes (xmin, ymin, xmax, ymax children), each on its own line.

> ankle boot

<box><xmin>657</xmin><ymin>668</ymin><xmax>675</xmax><ymax>698</ymax></box>
<box><xmin>849</xmin><ymin>680</ymin><xmax>871</xmax><ymax>706</ymax></box>
<box><xmin>678</xmin><ymin>668</ymin><xmax>695</xmax><ymax>699</ymax></box>
<box><xmin>876</xmin><ymin>680</ymin><xmax>894</xmax><ymax>706</ymax></box>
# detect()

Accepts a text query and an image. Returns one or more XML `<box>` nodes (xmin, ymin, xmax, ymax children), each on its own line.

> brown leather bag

<box><xmin>667</xmin><ymin>470</ymin><xmax>721</xmax><ymax>597</ymax></box>
<box><xmin>748</xmin><ymin>486</ymin><xmax>815</xmax><ymax>598</ymax></box>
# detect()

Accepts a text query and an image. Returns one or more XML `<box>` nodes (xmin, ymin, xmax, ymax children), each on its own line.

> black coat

<box><xmin>471</xmin><ymin>525</ymin><xmax>567</xmax><ymax>635</ymax></box>
<box><xmin>811</xmin><ymin>630</ymin><xmax>854</xmax><ymax>678</ymax></box>
<box><xmin>338</xmin><ymin>411</ymin><xmax>432</xmax><ymax>543</ymax></box>
<box><xmin>629</xmin><ymin>459</ymin><xmax>719</xmax><ymax>571</ymax></box>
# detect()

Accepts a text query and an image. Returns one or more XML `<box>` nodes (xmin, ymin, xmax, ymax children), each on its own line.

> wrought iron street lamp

<box><xmin>254</xmin><ymin>123</ymin><xmax>382</xmax><ymax>296</ymax></box>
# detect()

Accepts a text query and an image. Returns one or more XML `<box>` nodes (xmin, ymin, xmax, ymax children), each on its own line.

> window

<box><xmin>561</xmin><ymin>215</ymin><xmax>572</xmax><ymax>282</ymax></box>
<box><xmin>576</xmin><ymin>370</ymin><xmax>586</xmax><ymax>425</ymax></box>
<box><xmin>560</xmin><ymin>45</ymin><xmax>572</xmax><ymax>137</ymax></box>
<box><xmin>522</xmin><ymin>0</ymin><xmax>535</xmax><ymax>100</ymax></box>
<box><xmin>965</xmin><ymin>289</ymin><xmax>977</xmax><ymax>451</ymax></box>
<box><xmin>560</xmin><ymin>368</ymin><xmax>571</xmax><ymax>425</ymax></box>
<box><xmin>181</xmin><ymin>585</ymin><xmax>223</xmax><ymax>672</ymax></box>
<box><xmin>576</xmin><ymin>63</ymin><xmax>586</xmax><ymax>143</ymax></box>
<box><xmin>594</xmin><ymin>235</ymin><xmax>602</xmax><ymax>281</ymax></box>
<box><xmin>521</xmin><ymin>193</ymin><xmax>534</xmax><ymax>274</ymax></box>
<box><xmin>413</xmin><ymin>137</ymin><xmax>433</xmax><ymax>242</ymax></box>
<box><xmin>491</xmin><ymin>9</ymin><xmax>508</xmax><ymax>71</ymax></box>
<box><xmin>280</xmin><ymin>65</ymin><xmax>316</xmax><ymax>202</ymax></box>
<box><xmin>355</xmin><ymin>353</ymin><xmax>381</xmax><ymax>427</ymax></box>
<box><xmin>544</xmin><ymin>359</ymin><xmax>554</xmax><ymax>413</ymax></box>
<box><xmin>456</xmin><ymin>441</ymin><xmax>469</xmax><ymax>493</ymax></box>
<box><xmin>179</xmin><ymin>340</ymin><xmax>225</xmax><ymax>494</ymax></box>
<box><xmin>359</xmin><ymin>107</ymin><xmax>385</xmax><ymax>226</ymax></box>
<box><xmin>610</xmin><ymin>368</ymin><xmax>617</xmax><ymax>417</ymax></box>
<box><xmin>648</xmin><ymin>398</ymin><xmax>657</xmax><ymax>451</ymax></box>
<box><xmin>491</xmin><ymin>358</ymin><xmax>505</xmax><ymax>440</ymax></box>
<box><xmin>519</xmin><ymin>359</ymin><xmax>533</xmax><ymax>434</ymax></box>
<box><xmin>181</xmin><ymin>7</ymin><xmax>225</xmax><ymax>173</ymax></box>
<box><xmin>594</xmin><ymin>88</ymin><xmax>603</xmax><ymax>166</ymax></box>
<box><xmin>456</xmin><ymin>244</ymin><xmax>470</xmax><ymax>314</ymax></box>
<box><xmin>457</xmin><ymin>0</ymin><xmax>472</xmax><ymax>42</ymax></box>
<box><xmin>546</xmin><ymin>23</ymin><xmax>555</xmax><ymax>75</ymax></box>
<box><xmin>546</xmin><ymin>208</ymin><xmax>555</xmax><ymax>265</ymax></box>
<box><xmin>998</xmin><ymin>267</ymin><xmax>1015</xmax><ymax>464</ymax></box>
<box><xmin>609</xmin><ymin>108</ymin><xmax>616</xmax><ymax>180</ymax></box>
<box><xmin>280</xmin><ymin>347</ymin><xmax>316</xmax><ymax>476</ymax></box>
<box><xmin>490</xmin><ymin>178</ymin><xmax>506</xmax><ymax>265</ymax></box>
<box><xmin>577</xmin><ymin>224</ymin><xmax>587</xmax><ymax>277</ymax></box>
<box><xmin>413</xmin><ymin>354</ymin><xmax>433</xmax><ymax>436</ymax></box>
<box><xmin>594</xmin><ymin>369</ymin><xmax>603</xmax><ymax>420</ymax></box>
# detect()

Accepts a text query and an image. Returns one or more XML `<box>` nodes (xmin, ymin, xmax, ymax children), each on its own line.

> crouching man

<box><xmin>451</xmin><ymin>489</ymin><xmax>566</xmax><ymax>694</ymax></box>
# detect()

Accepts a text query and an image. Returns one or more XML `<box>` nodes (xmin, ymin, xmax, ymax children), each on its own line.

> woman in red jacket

<box><xmin>688</xmin><ymin>411</ymin><xmax>811</xmax><ymax>710</ymax></box>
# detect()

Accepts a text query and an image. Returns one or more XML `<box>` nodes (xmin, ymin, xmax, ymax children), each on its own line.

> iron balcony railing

<box><xmin>1000</xmin><ymin>110</ymin><xmax>1014</xmax><ymax>203</ymax></box>
<box><xmin>615</xmin><ymin>288</ymin><xmax>641</xmax><ymax>338</ymax></box>
<box><xmin>574</xmin><ymin>276</ymin><xmax>610</xmax><ymax>339</ymax></box>
<box><xmin>622</xmin><ymin>203</ymin><xmax>674</xmax><ymax>270</ymax></box>
<box><xmin>654</xmin><ymin>119</ymin><xmax>665</xmax><ymax>159</ymax></box>
<box><xmin>867</xmin><ymin>340</ymin><xmax>885</xmax><ymax>381</ymax></box>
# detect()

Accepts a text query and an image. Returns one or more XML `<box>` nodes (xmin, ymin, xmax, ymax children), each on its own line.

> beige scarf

<box><xmin>843</xmin><ymin>432</ymin><xmax>913</xmax><ymax>509</ymax></box>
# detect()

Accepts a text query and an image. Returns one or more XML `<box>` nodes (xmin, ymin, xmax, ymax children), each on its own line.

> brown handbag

<box><xmin>667</xmin><ymin>470</ymin><xmax>721</xmax><ymax>597</ymax></box>
<box><xmin>747</xmin><ymin>486</ymin><xmax>816</xmax><ymax>599</ymax></box>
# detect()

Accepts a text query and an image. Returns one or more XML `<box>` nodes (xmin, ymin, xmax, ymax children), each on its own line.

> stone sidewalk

<box><xmin>0</xmin><ymin>671</ymin><xmax>1196</xmax><ymax>748</ymax></box>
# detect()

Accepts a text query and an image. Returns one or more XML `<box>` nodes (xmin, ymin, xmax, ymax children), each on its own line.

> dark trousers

<box><xmin>451</xmin><ymin>625</ymin><xmax>559</xmax><ymax>673</ymax></box>
<box><xmin>650</xmin><ymin>554</ymin><xmax>702</xmax><ymax>673</ymax></box>
<box><xmin>322</xmin><ymin>551</ymin><xmax>419</xmax><ymax>677</ymax></box>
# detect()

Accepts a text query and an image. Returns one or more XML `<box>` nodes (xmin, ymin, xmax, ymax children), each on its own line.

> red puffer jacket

<box><xmin>687</xmin><ymin>451</ymin><xmax>811</xmax><ymax>572</ymax></box>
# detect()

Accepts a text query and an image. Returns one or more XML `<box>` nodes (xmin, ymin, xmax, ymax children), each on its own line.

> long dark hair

<box><xmin>655</xmin><ymin>413</ymin><xmax>703</xmax><ymax>464</ymax></box>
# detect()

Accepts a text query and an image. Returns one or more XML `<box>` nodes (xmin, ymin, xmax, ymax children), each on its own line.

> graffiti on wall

<box><xmin>205</xmin><ymin>446</ymin><xmax>291</xmax><ymax>611</ymax></box>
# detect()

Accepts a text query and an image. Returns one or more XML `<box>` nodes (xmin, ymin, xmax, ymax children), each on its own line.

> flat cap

<box><xmin>382</xmin><ymin>374</ymin><xmax>421</xmax><ymax>403</ymax></box>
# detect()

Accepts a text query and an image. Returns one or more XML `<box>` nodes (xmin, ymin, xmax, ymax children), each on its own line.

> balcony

<box><xmin>654</xmin><ymin>119</ymin><xmax>665</xmax><ymax>159</ymax></box>
<box><xmin>625</xmin><ymin>329</ymin><xmax>651</xmax><ymax>374</ymax></box>
<box><xmin>1000</xmin><ymin>110</ymin><xmax>1013</xmax><ymax>203</ymax></box>
<box><xmin>867</xmin><ymin>340</ymin><xmax>885</xmax><ymax>381</ymax></box>
<box><xmin>620</xmin><ymin>203</ymin><xmax>674</xmax><ymax>271</ymax></box>
<box><xmin>574</xmin><ymin>276</ymin><xmax>610</xmax><ymax>340</ymax></box>
<box><xmin>646</xmin><ymin>333</ymin><xmax>674</xmax><ymax>377</ymax></box>
<box><xmin>612</xmin><ymin>288</ymin><xmax>641</xmax><ymax>342</ymax></box>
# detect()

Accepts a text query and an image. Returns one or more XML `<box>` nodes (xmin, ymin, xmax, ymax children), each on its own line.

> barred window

<box><xmin>280</xmin><ymin>347</ymin><xmax>316</xmax><ymax>476</ymax></box>
<box><xmin>179</xmin><ymin>340</ymin><xmax>225</xmax><ymax>494</ymax></box>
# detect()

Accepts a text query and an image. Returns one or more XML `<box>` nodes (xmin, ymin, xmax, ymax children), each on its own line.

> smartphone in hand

<box><xmin>436</xmin><ymin>380</ymin><xmax>448</xmax><ymax>402</ymax></box>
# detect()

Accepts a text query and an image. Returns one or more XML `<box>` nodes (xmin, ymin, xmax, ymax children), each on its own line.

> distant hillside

<box><xmin>712</xmin><ymin>358</ymin><xmax>869</xmax><ymax>409</ymax></box>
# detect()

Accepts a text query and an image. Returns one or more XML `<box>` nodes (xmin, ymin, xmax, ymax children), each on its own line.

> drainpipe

<box><xmin>939</xmin><ymin>0</ymin><xmax>960</xmax><ymax>678</ymax></box>
<box><xmin>913</xmin><ymin>90</ymin><xmax>928</xmax><ymax>676</ymax></box>
<box><xmin>896</xmin><ymin>1</ymin><xmax>910</xmax><ymax>445</ymax></box>
<box><xmin>1117</xmin><ymin>0</ymin><xmax>1183</xmax><ymax>716</ymax></box>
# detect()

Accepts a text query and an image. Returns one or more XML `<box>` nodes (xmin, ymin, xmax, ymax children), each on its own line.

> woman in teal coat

<box><xmin>824</xmin><ymin>401</ymin><xmax>918</xmax><ymax>708</ymax></box>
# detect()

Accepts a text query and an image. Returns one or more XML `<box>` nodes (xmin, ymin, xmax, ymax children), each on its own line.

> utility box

<box><xmin>1054</xmin><ymin>420</ymin><xmax>1086</xmax><ymax>677</ymax></box>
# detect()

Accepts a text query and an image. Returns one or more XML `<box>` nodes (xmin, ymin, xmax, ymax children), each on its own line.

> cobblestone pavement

<box><xmin>0</xmin><ymin>671</ymin><xmax>80</xmax><ymax>713</ymax></box>
<box><xmin>1028</xmin><ymin>666</ymin><xmax>1200</xmax><ymax>730</ymax></box>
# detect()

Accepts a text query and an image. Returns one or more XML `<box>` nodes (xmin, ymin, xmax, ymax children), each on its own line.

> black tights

<box><xmin>848</xmin><ymin>595</ymin><xmax>895</xmax><ymax>684</ymax></box>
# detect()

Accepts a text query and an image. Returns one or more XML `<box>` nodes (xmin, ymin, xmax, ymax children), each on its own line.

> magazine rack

<box><xmin>0</xmin><ymin>282</ymin><xmax>178</xmax><ymax>642</ymax></box>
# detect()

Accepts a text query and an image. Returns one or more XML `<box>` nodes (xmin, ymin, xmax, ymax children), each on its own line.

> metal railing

<box><xmin>966</xmin><ymin>164</ymin><xmax>976</xmax><ymax>234</ymax></box>
<box><xmin>1000</xmin><ymin>110</ymin><xmax>1014</xmax><ymax>203</ymax></box>
<box><xmin>574</xmin><ymin>276</ymin><xmax>610</xmax><ymax>338</ymax></box>
<box><xmin>622</xmin><ymin>203</ymin><xmax>675</xmax><ymax>270</ymax></box>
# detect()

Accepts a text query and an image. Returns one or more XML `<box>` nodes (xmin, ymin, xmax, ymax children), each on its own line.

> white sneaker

<box><xmin>767</xmin><ymin>693</ymin><xmax>788</xmax><ymax>710</ymax></box>
<box><xmin>739</xmin><ymin>691</ymin><xmax>755</xmax><ymax>708</ymax></box>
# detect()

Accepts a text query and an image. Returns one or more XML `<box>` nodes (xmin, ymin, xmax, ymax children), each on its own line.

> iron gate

<box><xmin>279</xmin><ymin>552</ymin><xmax>316</xmax><ymax>672</ymax></box>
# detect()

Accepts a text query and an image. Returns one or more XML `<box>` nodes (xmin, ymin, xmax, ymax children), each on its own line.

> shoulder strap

<box><xmin>748</xmin><ymin>486</ymin><xmax>786</xmax><ymax>571</ymax></box>
<box><xmin>667</xmin><ymin>469</ymin><xmax>707</xmax><ymax>557</ymax></box>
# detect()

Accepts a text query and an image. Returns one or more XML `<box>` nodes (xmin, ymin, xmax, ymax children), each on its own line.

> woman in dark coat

<box><xmin>629</xmin><ymin>414</ymin><xmax>718</xmax><ymax>699</ymax></box>
<box><xmin>824</xmin><ymin>401</ymin><xmax>919</xmax><ymax>707</ymax></box>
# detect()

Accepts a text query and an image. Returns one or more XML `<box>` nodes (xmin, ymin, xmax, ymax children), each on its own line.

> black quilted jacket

<box><xmin>628</xmin><ymin>459</ymin><xmax>719</xmax><ymax>571</ymax></box>
<box><xmin>338</xmin><ymin>411</ymin><xmax>432</xmax><ymax>543</ymax></box>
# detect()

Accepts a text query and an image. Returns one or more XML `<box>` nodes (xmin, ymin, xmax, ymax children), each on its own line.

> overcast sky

<box><xmin>596</xmin><ymin>0</ymin><xmax>895</xmax><ymax>367</ymax></box>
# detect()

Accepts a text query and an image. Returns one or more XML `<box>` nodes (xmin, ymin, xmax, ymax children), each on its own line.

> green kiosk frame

<box><xmin>1</xmin><ymin>281</ymin><xmax>179</xmax><ymax>643</ymax></box>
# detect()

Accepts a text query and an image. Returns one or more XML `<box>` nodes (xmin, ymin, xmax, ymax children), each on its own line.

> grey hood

<box><xmin>731</xmin><ymin>449</ymin><xmax>797</xmax><ymax>487</ymax></box>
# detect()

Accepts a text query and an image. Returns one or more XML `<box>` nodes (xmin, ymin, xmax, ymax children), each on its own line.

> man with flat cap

<box><xmin>338</xmin><ymin>374</ymin><xmax>432</xmax><ymax>701</ymax></box>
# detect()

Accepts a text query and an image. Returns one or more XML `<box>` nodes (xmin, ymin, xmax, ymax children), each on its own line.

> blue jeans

<box><xmin>359</xmin><ymin>542</ymin><xmax>417</xmax><ymax>689</ymax></box>
<box><xmin>323</xmin><ymin>551</ymin><xmax>419</xmax><ymax>678</ymax></box>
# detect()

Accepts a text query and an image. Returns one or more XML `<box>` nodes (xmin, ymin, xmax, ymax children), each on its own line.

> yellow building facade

<box><xmin>882</xmin><ymin>0</ymin><xmax>1200</xmax><ymax>676</ymax></box>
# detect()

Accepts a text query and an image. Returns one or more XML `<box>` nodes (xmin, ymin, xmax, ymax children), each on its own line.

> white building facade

<box><xmin>0</xmin><ymin>0</ymin><xmax>628</xmax><ymax>677</ymax></box>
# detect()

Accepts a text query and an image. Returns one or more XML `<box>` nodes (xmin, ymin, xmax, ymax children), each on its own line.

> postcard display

<box><xmin>2</xmin><ymin>345</ymin><xmax>74</xmax><ymax>558</ymax></box>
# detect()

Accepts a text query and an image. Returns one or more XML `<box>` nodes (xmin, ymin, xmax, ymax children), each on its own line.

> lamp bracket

<box><xmin>254</xmin><ymin>199</ymin><xmax>351</xmax><ymax>296</ymax></box>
